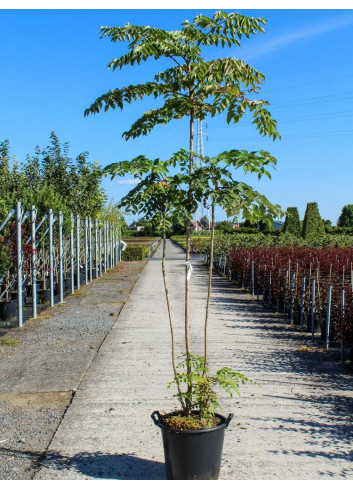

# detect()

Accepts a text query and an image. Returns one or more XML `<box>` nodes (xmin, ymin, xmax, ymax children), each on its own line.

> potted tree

<box><xmin>85</xmin><ymin>10</ymin><xmax>281</xmax><ymax>479</ymax></box>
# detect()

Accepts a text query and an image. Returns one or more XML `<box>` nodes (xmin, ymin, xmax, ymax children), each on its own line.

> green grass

<box><xmin>0</xmin><ymin>337</ymin><xmax>19</xmax><ymax>346</ymax></box>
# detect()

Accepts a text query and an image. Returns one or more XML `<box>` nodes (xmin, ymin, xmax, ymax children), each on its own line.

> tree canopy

<box><xmin>0</xmin><ymin>132</ymin><xmax>109</xmax><ymax>223</ymax></box>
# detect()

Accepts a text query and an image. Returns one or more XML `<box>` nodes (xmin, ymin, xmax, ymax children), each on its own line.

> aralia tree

<box><xmin>86</xmin><ymin>11</ymin><xmax>282</xmax><ymax>423</ymax></box>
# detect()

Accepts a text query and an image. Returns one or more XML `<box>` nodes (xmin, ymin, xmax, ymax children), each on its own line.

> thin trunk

<box><xmin>162</xmin><ymin>214</ymin><xmax>185</xmax><ymax>411</ymax></box>
<box><xmin>185</xmin><ymin>109</ymin><xmax>194</xmax><ymax>414</ymax></box>
<box><xmin>204</xmin><ymin>204</ymin><xmax>215</xmax><ymax>370</ymax></box>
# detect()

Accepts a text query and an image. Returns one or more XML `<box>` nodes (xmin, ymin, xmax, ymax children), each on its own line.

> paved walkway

<box><xmin>34</xmin><ymin>240</ymin><xmax>353</xmax><ymax>480</ymax></box>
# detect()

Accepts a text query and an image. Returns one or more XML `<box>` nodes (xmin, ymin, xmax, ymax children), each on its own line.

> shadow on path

<box><xmin>0</xmin><ymin>448</ymin><xmax>165</xmax><ymax>480</ymax></box>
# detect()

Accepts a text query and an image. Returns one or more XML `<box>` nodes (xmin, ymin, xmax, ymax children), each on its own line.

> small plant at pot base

<box><xmin>165</xmin><ymin>353</ymin><xmax>253</xmax><ymax>429</ymax></box>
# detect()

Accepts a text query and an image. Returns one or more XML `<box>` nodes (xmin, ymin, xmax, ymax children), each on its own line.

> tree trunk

<box><xmin>204</xmin><ymin>204</ymin><xmax>215</xmax><ymax>369</ymax></box>
<box><xmin>185</xmin><ymin>110</ymin><xmax>194</xmax><ymax>414</ymax></box>
<box><xmin>162</xmin><ymin>214</ymin><xmax>185</xmax><ymax>411</ymax></box>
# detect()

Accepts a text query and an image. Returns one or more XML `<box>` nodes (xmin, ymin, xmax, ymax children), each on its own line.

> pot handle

<box><xmin>151</xmin><ymin>411</ymin><xmax>162</xmax><ymax>426</ymax></box>
<box><xmin>225</xmin><ymin>413</ymin><xmax>234</xmax><ymax>427</ymax></box>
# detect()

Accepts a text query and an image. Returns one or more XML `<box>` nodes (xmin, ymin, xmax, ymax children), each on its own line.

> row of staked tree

<box><xmin>0</xmin><ymin>132</ymin><xmax>109</xmax><ymax>223</ymax></box>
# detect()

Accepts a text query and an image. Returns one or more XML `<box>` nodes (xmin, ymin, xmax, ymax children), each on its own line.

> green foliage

<box><xmin>168</xmin><ymin>354</ymin><xmax>252</xmax><ymax>426</ymax></box>
<box><xmin>199</xmin><ymin>215</ymin><xmax>209</xmax><ymax>230</ymax></box>
<box><xmin>0</xmin><ymin>133</ymin><xmax>108</xmax><ymax>222</ymax></box>
<box><xmin>122</xmin><ymin>244</ymin><xmax>150</xmax><ymax>261</ymax></box>
<box><xmin>87</xmin><ymin>10</ymin><xmax>282</xmax><ymax>420</ymax></box>
<box><xmin>171</xmin><ymin>235</ymin><xmax>210</xmax><ymax>253</ymax></box>
<box><xmin>258</xmin><ymin>214</ymin><xmax>274</xmax><ymax>232</ymax></box>
<box><xmin>323</xmin><ymin>219</ymin><xmax>332</xmax><ymax>232</ymax></box>
<box><xmin>302</xmin><ymin>202</ymin><xmax>325</xmax><ymax>240</ymax></box>
<box><xmin>337</xmin><ymin>204</ymin><xmax>353</xmax><ymax>227</ymax></box>
<box><xmin>282</xmin><ymin>207</ymin><xmax>301</xmax><ymax>237</ymax></box>
<box><xmin>97</xmin><ymin>198</ymin><xmax>127</xmax><ymax>229</ymax></box>
<box><xmin>216</xmin><ymin>220</ymin><xmax>234</xmax><ymax>234</ymax></box>
<box><xmin>86</xmin><ymin>12</ymin><xmax>280</xmax><ymax>143</ymax></box>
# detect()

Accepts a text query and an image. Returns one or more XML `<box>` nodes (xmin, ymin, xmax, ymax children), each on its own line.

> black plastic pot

<box><xmin>37</xmin><ymin>289</ymin><xmax>51</xmax><ymax>304</ymax></box>
<box><xmin>0</xmin><ymin>300</ymin><xmax>18</xmax><ymax>321</ymax></box>
<box><xmin>64</xmin><ymin>279</ymin><xmax>72</xmax><ymax>292</ymax></box>
<box><xmin>151</xmin><ymin>410</ymin><xmax>234</xmax><ymax>480</ymax></box>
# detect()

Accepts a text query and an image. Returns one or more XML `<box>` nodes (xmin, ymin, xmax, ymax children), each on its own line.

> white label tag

<box><xmin>185</xmin><ymin>261</ymin><xmax>193</xmax><ymax>281</ymax></box>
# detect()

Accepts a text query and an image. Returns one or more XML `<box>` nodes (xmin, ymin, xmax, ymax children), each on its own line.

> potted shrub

<box><xmin>86</xmin><ymin>10</ymin><xmax>281</xmax><ymax>479</ymax></box>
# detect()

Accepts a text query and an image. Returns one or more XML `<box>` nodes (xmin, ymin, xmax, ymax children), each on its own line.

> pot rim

<box><xmin>151</xmin><ymin>410</ymin><xmax>234</xmax><ymax>434</ymax></box>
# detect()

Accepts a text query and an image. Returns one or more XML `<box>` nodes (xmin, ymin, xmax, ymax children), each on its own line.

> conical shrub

<box><xmin>283</xmin><ymin>207</ymin><xmax>301</xmax><ymax>236</ymax></box>
<box><xmin>302</xmin><ymin>202</ymin><xmax>325</xmax><ymax>240</ymax></box>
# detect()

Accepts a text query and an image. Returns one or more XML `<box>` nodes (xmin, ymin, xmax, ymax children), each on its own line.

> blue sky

<box><xmin>1</xmin><ymin>6</ymin><xmax>353</xmax><ymax>224</ymax></box>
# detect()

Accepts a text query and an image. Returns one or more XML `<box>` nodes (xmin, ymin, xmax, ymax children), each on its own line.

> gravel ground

<box><xmin>0</xmin><ymin>261</ymin><xmax>145</xmax><ymax>480</ymax></box>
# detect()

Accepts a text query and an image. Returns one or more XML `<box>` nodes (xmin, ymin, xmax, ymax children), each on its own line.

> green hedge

<box><xmin>122</xmin><ymin>245</ymin><xmax>150</xmax><ymax>261</ymax></box>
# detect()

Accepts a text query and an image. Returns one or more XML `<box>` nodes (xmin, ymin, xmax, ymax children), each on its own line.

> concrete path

<box><xmin>34</xmin><ymin>240</ymin><xmax>353</xmax><ymax>480</ymax></box>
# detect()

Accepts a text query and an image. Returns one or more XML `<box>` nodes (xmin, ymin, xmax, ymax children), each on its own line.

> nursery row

<box><xmin>121</xmin><ymin>236</ymin><xmax>161</xmax><ymax>261</ymax></box>
<box><xmin>207</xmin><ymin>245</ymin><xmax>353</xmax><ymax>359</ymax></box>
<box><xmin>0</xmin><ymin>202</ymin><xmax>122</xmax><ymax>327</ymax></box>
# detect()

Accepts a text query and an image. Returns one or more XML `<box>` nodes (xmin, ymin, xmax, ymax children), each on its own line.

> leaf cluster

<box><xmin>85</xmin><ymin>11</ymin><xmax>280</xmax><ymax>142</ymax></box>
<box><xmin>168</xmin><ymin>354</ymin><xmax>253</xmax><ymax>426</ymax></box>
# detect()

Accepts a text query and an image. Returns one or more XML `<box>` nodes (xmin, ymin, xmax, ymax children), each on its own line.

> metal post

<box><xmin>16</xmin><ymin>202</ymin><xmax>23</xmax><ymax>327</ymax></box>
<box><xmin>341</xmin><ymin>288</ymin><xmax>345</xmax><ymax>361</ymax></box>
<box><xmin>99</xmin><ymin>221</ymin><xmax>102</xmax><ymax>277</ymax></box>
<box><xmin>104</xmin><ymin>221</ymin><xmax>107</xmax><ymax>273</ymax></box>
<box><xmin>300</xmin><ymin>275</ymin><xmax>306</xmax><ymax>332</ymax></box>
<box><xmin>251</xmin><ymin>260</ymin><xmax>255</xmax><ymax>297</ymax></box>
<box><xmin>283</xmin><ymin>269</ymin><xmax>288</xmax><ymax>319</ymax></box>
<box><xmin>58</xmin><ymin>211</ymin><xmax>64</xmax><ymax>303</ymax></box>
<box><xmin>76</xmin><ymin>215</ymin><xmax>80</xmax><ymax>290</ymax></box>
<box><xmin>49</xmin><ymin>209</ymin><xmax>54</xmax><ymax>307</ymax></box>
<box><xmin>115</xmin><ymin>225</ymin><xmax>119</xmax><ymax>265</ymax></box>
<box><xmin>268</xmin><ymin>270</ymin><xmax>272</xmax><ymax>308</ymax></box>
<box><xmin>277</xmin><ymin>267</ymin><xmax>281</xmax><ymax>312</ymax></box>
<box><xmin>70</xmin><ymin>214</ymin><xmax>75</xmax><ymax>295</ymax></box>
<box><xmin>31</xmin><ymin>205</ymin><xmax>37</xmax><ymax>319</ymax></box>
<box><xmin>118</xmin><ymin>227</ymin><xmax>122</xmax><ymax>263</ymax></box>
<box><xmin>95</xmin><ymin>219</ymin><xmax>98</xmax><ymax>278</ymax></box>
<box><xmin>108</xmin><ymin>223</ymin><xmax>111</xmax><ymax>270</ymax></box>
<box><xmin>325</xmin><ymin>283</ymin><xmax>332</xmax><ymax>350</ymax></box>
<box><xmin>89</xmin><ymin>217</ymin><xmax>92</xmax><ymax>282</ymax></box>
<box><xmin>311</xmin><ymin>278</ymin><xmax>316</xmax><ymax>341</ymax></box>
<box><xmin>110</xmin><ymin>223</ymin><xmax>113</xmax><ymax>268</ymax></box>
<box><xmin>84</xmin><ymin>217</ymin><xmax>88</xmax><ymax>284</ymax></box>
<box><xmin>108</xmin><ymin>223</ymin><xmax>112</xmax><ymax>268</ymax></box>
<box><xmin>290</xmin><ymin>273</ymin><xmax>295</xmax><ymax>325</ymax></box>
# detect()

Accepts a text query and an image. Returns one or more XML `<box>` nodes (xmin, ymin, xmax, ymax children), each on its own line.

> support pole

<box><xmin>325</xmin><ymin>283</ymin><xmax>332</xmax><ymax>350</ymax></box>
<box><xmin>300</xmin><ymin>276</ymin><xmax>306</xmax><ymax>332</ymax></box>
<box><xmin>49</xmin><ymin>209</ymin><xmax>54</xmax><ymax>307</ymax></box>
<box><xmin>70</xmin><ymin>214</ymin><xmax>74</xmax><ymax>294</ymax></box>
<box><xmin>340</xmin><ymin>287</ymin><xmax>345</xmax><ymax>361</ymax></box>
<box><xmin>85</xmin><ymin>217</ymin><xmax>88</xmax><ymax>284</ymax></box>
<box><xmin>76</xmin><ymin>215</ymin><xmax>80</xmax><ymax>290</ymax></box>
<box><xmin>290</xmin><ymin>273</ymin><xmax>295</xmax><ymax>325</ymax></box>
<box><xmin>104</xmin><ymin>221</ymin><xmax>107</xmax><ymax>273</ymax></box>
<box><xmin>95</xmin><ymin>219</ymin><xmax>98</xmax><ymax>278</ymax></box>
<box><xmin>311</xmin><ymin>278</ymin><xmax>316</xmax><ymax>341</ymax></box>
<box><xmin>99</xmin><ymin>221</ymin><xmax>102</xmax><ymax>277</ymax></box>
<box><xmin>58</xmin><ymin>211</ymin><xmax>64</xmax><ymax>303</ymax></box>
<box><xmin>89</xmin><ymin>217</ymin><xmax>92</xmax><ymax>282</ymax></box>
<box><xmin>251</xmin><ymin>260</ymin><xmax>255</xmax><ymax>297</ymax></box>
<box><xmin>283</xmin><ymin>269</ymin><xmax>289</xmax><ymax>319</ymax></box>
<box><xmin>16</xmin><ymin>202</ymin><xmax>23</xmax><ymax>327</ymax></box>
<box><xmin>31</xmin><ymin>205</ymin><xmax>37</xmax><ymax>319</ymax></box>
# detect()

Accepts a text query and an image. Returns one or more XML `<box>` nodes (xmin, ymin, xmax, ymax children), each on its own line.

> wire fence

<box><xmin>0</xmin><ymin>202</ymin><xmax>121</xmax><ymax>327</ymax></box>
